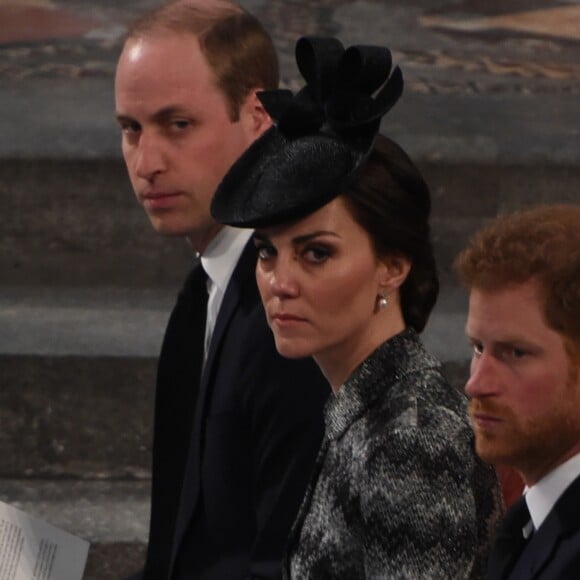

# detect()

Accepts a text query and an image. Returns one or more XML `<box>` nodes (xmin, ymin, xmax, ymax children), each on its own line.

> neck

<box><xmin>520</xmin><ymin>440</ymin><xmax>580</xmax><ymax>487</ymax></box>
<box><xmin>186</xmin><ymin>223</ymin><xmax>224</xmax><ymax>255</ymax></box>
<box><xmin>315</xmin><ymin>310</ymin><xmax>406</xmax><ymax>393</ymax></box>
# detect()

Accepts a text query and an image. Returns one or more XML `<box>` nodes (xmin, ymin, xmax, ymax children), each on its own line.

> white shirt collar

<box><xmin>525</xmin><ymin>451</ymin><xmax>580</xmax><ymax>531</ymax></box>
<box><xmin>199</xmin><ymin>226</ymin><xmax>253</xmax><ymax>362</ymax></box>
<box><xmin>200</xmin><ymin>226</ymin><xmax>253</xmax><ymax>292</ymax></box>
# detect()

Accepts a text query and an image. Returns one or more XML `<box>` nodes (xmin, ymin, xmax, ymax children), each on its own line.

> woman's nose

<box><xmin>268</xmin><ymin>259</ymin><xmax>299</xmax><ymax>299</ymax></box>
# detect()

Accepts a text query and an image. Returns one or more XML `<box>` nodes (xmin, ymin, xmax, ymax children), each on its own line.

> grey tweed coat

<box><xmin>283</xmin><ymin>328</ymin><xmax>503</xmax><ymax>579</ymax></box>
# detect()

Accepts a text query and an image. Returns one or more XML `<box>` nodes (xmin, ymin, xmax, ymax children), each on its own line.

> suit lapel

<box><xmin>169</xmin><ymin>241</ymin><xmax>257</xmax><ymax>575</ymax></box>
<box><xmin>487</xmin><ymin>496</ymin><xmax>530</xmax><ymax>579</ymax></box>
<box><xmin>508</xmin><ymin>474</ymin><xmax>580</xmax><ymax>579</ymax></box>
<box><xmin>148</xmin><ymin>263</ymin><xmax>207</xmax><ymax>579</ymax></box>
<box><xmin>509</xmin><ymin>511</ymin><xmax>562</xmax><ymax>579</ymax></box>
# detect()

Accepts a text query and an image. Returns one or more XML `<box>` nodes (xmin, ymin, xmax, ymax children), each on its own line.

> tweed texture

<box><xmin>283</xmin><ymin>328</ymin><xmax>503</xmax><ymax>579</ymax></box>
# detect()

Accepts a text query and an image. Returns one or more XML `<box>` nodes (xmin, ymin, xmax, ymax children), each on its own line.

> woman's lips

<box><xmin>270</xmin><ymin>312</ymin><xmax>307</xmax><ymax>327</ymax></box>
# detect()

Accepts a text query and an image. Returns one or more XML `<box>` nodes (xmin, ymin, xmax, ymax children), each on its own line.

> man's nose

<box><xmin>134</xmin><ymin>133</ymin><xmax>166</xmax><ymax>181</ymax></box>
<box><xmin>465</xmin><ymin>350</ymin><xmax>500</xmax><ymax>399</ymax></box>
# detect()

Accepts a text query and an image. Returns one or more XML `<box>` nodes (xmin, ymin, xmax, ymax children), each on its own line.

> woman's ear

<box><xmin>378</xmin><ymin>255</ymin><xmax>412</xmax><ymax>292</ymax></box>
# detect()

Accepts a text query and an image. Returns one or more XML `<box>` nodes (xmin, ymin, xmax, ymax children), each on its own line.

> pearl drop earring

<box><xmin>378</xmin><ymin>293</ymin><xmax>388</xmax><ymax>309</ymax></box>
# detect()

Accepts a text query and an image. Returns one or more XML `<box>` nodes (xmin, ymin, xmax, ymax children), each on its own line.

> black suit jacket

<box><xmin>136</xmin><ymin>242</ymin><xmax>328</xmax><ymax>580</ymax></box>
<box><xmin>487</xmin><ymin>472</ymin><xmax>580</xmax><ymax>580</ymax></box>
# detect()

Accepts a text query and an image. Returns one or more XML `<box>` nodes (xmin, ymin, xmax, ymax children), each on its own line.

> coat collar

<box><xmin>323</xmin><ymin>328</ymin><xmax>438</xmax><ymax>441</ymax></box>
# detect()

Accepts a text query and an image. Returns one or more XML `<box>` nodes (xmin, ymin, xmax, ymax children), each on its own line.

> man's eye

<box><xmin>120</xmin><ymin>121</ymin><xmax>141</xmax><ymax>135</ymax></box>
<box><xmin>507</xmin><ymin>347</ymin><xmax>528</xmax><ymax>360</ymax></box>
<box><xmin>170</xmin><ymin>119</ymin><xmax>191</xmax><ymax>131</ymax></box>
<box><xmin>471</xmin><ymin>341</ymin><xmax>483</xmax><ymax>357</ymax></box>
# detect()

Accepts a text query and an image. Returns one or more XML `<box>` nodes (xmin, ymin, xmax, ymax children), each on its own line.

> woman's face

<box><xmin>254</xmin><ymin>196</ymin><xmax>394</xmax><ymax>382</ymax></box>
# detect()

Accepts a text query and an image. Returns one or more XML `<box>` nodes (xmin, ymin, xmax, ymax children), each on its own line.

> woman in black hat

<box><xmin>212</xmin><ymin>37</ymin><xmax>503</xmax><ymax>579</ymax></box>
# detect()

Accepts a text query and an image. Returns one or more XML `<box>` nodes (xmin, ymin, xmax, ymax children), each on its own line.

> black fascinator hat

<box><xmin>211</xmin><ymin>36</ymin><xmax>404</xmax><ymax>228</ymax></box>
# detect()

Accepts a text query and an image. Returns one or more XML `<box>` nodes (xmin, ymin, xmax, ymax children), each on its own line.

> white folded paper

<box><xmin>0</xmin><ymin>501</ymin><xmax>89</xmax><ymax>580</ymax></box>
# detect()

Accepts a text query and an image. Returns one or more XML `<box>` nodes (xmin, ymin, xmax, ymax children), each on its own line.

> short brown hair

<box><xmin>455</xmin><ymin>204</ymin><xmax>580</xmax><ymax>354</ymax></box>
<box><xmin>124</xmin><ymin>0</ymin><xmax>278</xmax><ymax>120</ymax></box>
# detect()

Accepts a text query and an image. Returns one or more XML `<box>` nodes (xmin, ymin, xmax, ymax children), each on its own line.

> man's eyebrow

<box><xmin>152</xmin><ymin>106</ymin><xmax>189</xmax><ymax>121</ymax></box>
<box><xmin>115</xmin><ymin>113</ymin><xmax>137</xmax><ymax>124</ymax></box>
<box><xmin>115</xmin><ymin>106</ymin><xmax>194</xmax><ymax>124</ymax></box>
<box><xmin>464</xmin><ymin>333</ymin><xmax>539</xmax><ymax>350</ymax></box>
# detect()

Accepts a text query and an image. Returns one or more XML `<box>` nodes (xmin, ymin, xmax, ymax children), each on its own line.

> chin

<box><xmin>147</xmin><ymin>216</ymin><xmax>191</xmax><ymax>237</ymax></box>
<box><xmin>273</xmin><ymin>337</ymin><xmax>314</xmax><ymax>360</ymax></box>
<box><xmin>475</xmin><ymin>437</ymin><xmax>520</xmax><ymax>468</ymax></box>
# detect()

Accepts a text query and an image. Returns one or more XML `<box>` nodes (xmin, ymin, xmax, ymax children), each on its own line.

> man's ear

<box><xmin>378</xmin><ymin>255</ymin><xmax>412</xmax><ymax>292</ymax></box>
<box><xmin>241</xmin><ymin>89</ymin><xmax>272</xmax><ymax>136</ymax></box>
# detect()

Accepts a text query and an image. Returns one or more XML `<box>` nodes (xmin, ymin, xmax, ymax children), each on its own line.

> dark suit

<box><xmin>136</xmin><ymin>242</ymin><xmax>329</xmax><ymax>580</ymax></box>
<box><xmin>487</xmin><ymin>472</ymin><xmax>580</xmax><ymax>580</ymax></box>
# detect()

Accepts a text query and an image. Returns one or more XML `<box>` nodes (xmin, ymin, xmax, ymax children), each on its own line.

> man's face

<box><xmin>465</xmin><ymin>280</ymin><xmax>580</xmax><ymax>485</ymax></box>
<box><xmin>114</xmin><ymin>33</ymin><xmax>266</xmax><ymax>252</ymax></box>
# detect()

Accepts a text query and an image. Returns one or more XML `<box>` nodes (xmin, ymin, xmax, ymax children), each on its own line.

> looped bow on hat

<box><xmin>260</xmin><ymin>36</ymin><xmax>403</xmax><ymax>142</ymax></box>
<box><xmin>211</xmin><ymin>36</ymin><xmax>404</xmax><ymax>228</ymax></box>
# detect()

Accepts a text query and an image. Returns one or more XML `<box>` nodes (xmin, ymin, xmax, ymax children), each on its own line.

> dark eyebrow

<box><xmin>254</xmin><ymin>230</ymin><xmax>340</xmax><ymax>245</ymax></box>
<box><xmin>253</xmin><ymin>232</ymin><xmax>269</xmax><ymax>243</ymax></box>
<box><xmin>291</xmin><ymin>231</ymin><xmax>340</xmax><ymax>245</ymax></box>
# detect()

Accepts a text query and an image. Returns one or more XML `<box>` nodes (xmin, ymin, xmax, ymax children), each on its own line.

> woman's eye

<box><xmin>303</xmin><ymin>246</ymin><xmax>331</xmax><ymax>263</ymax></box>
<box><xmin>256</xmin><ymin>244</ymin><xmax>275</xmax><ymax>261</ymax></box>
